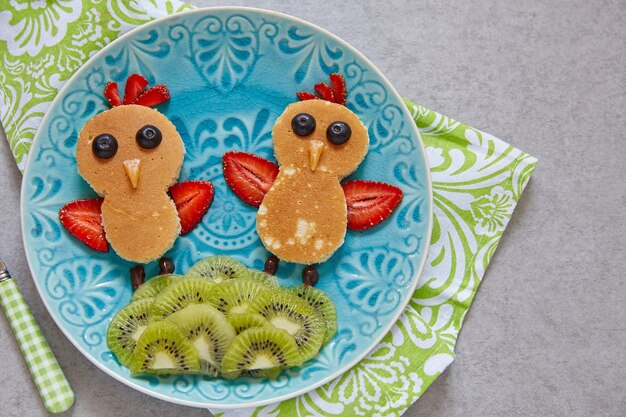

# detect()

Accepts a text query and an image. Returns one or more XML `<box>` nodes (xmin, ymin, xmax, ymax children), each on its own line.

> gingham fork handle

<box><xmin>0</xmin><ymin>278</ymin><xmax>74</xmax><ymax>413</ymax></box>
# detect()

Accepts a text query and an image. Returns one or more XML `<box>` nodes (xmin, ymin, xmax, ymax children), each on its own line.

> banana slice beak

<box><xmin>308</xmin><ymin>140</ymin><xmax>325</xmax><ymax>171</ymax></box>
<box><xmin>123</xmin><ymin>159</ymin><xmax>141</xmax><ymax>188</ymax></box>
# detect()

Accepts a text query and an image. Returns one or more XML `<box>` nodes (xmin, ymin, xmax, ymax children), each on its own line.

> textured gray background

<box><xmin>1</xmin><ymin>0</ymin><xmax>624</xmax><ymax>416</ymax></box>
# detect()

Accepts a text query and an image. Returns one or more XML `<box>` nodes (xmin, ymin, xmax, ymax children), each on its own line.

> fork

<box><xmin>0</xmin><ymin>258</ymin><xmax>74</xmax><ymax>413</ymax></box>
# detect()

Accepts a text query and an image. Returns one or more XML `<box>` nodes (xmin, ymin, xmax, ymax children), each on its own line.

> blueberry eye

<box><xmin>326</xmin><ymin>121</ymin><xmax>351</xmax><ymax>145</ymax></box>
<box><xmin>92</xmin><ymin>133</ymin><xmax>118</xmax><ymax>159</ymax></box>
<box><xmin>136</xmin><ymin>125</ymin><xmax>162</xmax><ymax>149</ymax></box>
<box><xmin>291</xmin><ymin>113</ymin><xmax>316</xmax><ymax>136</ymax></box>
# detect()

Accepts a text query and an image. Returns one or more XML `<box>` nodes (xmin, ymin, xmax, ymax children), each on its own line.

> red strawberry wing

<box><xmin>58</xmin><ymin>198</ymin><xmax>108</xmax><ymax>251</ymax></box>
<box><xmin>222</xmin><ymin>152</ymin><xmax>279</xmax><ymax>207</ymax></box>
<box><xmin>133</xmin><ymin>84</ymin><xmax>170</xmax><ymax>107</ymax></box>
<box><xmin>329</xmin><ymin>73</ymin><xmax>347</xmax><ymax>106</ymax></box>
<box><xmin>123</xmin><ymin>74</ymin><xmax>149</xmax><ymax>104</ymax></box>
<box><xmin>104</xmin><ymin>82</ymin><xmax>122</xmax><ymax>107</ymax></box>
<box><xmin>342</xmin><ymin>180</ymin><xmax>403</xmax><ymax>230</ymax></box>
<box><xmin>169</xmin><ymin>180</ymin><xmax>214</xmax><ymax>235</ymax></box>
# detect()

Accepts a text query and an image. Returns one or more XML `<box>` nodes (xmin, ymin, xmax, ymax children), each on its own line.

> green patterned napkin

<box><xmin>0</xmin><ymin>2</ymin><xmax>536</xmax><ymax>416</ymax></box>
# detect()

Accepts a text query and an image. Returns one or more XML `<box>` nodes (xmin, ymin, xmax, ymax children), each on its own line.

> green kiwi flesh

<box><xmin>227</xmin><ymin>313</ymin><xmax>271</xmax><ymax>334</ymax></box>
<box><xmin>290</xmin><ymin>285</ymin><xmax>337</xmax><ymax>345</ymax></box>
<box><xmin>167</xmin><ymin>304</ymin><xmax>236</xmax><ymax>376</ymax></box>
<box><xmin>108</xmin><ymin>255</ymin><xmax>338</xmax><ymax>380</ymax></box>
<box><xmin>246</xmin><ymin>269</ymin><xmax>279</xmax><ymax>288</ymax></box>
<box><xmin>150</xmin><ymin>277</ymin><xmax>216</xmax><ymax>318</ymax></box>
<box><xmin>244</xmin><ymin>367</ymin><xmax>282</xmax><ymax>379</ymax></box>
<box><xmin>106</xmin><ymin>298</ymin><xmax>154</xmax><ymax>367</ymax></box>
<box><xmin>250</xmin><ymin>290</ymin><xmax>325</xmax><ymax>362</ymax></box>
<box><xmin>206</xmin><ymin>279</ymin><xmax>273</xmax><ymax>316</ymax></box>
<box><xmin>129</xmin><ymin>320</ymin><xmax>200</xmax><ymax>375</ymax></box>
<box><xmin>185</xmin><ymin>256</ymin><xmax>249</xmax><ymax>283</ymax></box>
<box><xmin>221</xmin><ymin>327</ymin><xmax>303</xmax><ymax>378</ymax></box>
<box><xmin>131</xmin><ymin>274</ymin><xmax>182</xmax><ymax>302</ymax></box>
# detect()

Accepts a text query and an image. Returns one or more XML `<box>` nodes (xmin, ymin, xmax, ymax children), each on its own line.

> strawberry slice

<box><xmin>59</xmin><ymin>199</ymin><xmax>108</xmax><ymax>252</ymax></box>
<box><xmin>133</xmin><ymin>84</ymin><xmax>170</xmax><ymax>107</ymax></box>
<box><xmin>314</xmin><ymin>82</ymin><xmax>336</xmax><ymax>103</ymax></box>
<box><xmin>222</xmin><ymin>152</ymin><xmax>279</xmax><ymax>207</ymax></box>
<box><xmin>329</xmin><ymin>73</ymin><xmax>347</xmax><ymax>106</ymax></box>
<box><xmin>297</xmin><ymin>91</ymin><xmax>319</xmax><ymax>101</ymax></box>
<box><xmin>104</xmin><ymin>82</ymin><xmax>122</xmax><ymax>107</ymax></box>
<box><xmin>169</xmin><ymin>181</ymin><xmax>214</xmax><ymax>235</ymax></box>
<box><xmin>342</xmin><ymin>180</ymin><xmax>403</xmax><ymax>230</ymax></box>
<box><xmin>123</xmin><ymin>73</ymin><xmax>149</xmax><ymax>104</ymax></box>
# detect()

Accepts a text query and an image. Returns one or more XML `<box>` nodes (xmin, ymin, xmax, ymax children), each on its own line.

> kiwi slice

<box><xmin>129</xmin><ymin>320</ymin><xmax>200</xmax><ymax>375</ymax></box>
<box><xmin>167</xmin><ymin>304</ymin><xmax>236</xmax><ymax>376</ymax></box>
<box><xmin>131</xmin><ymin>274</ymin><xmax>182</xmax><ymax>302</ymax></box>
<box><xmin>227</xmin><ymin>313</ymin><xmax>271</xmax><ymax>334</ymax></box>
<box><xmin>150</xmin><ymin>277</ymin><xmax>216</xmax><ymax>318</ymax></box>
<box><xmin>290</xmin><ymin>285</ymin><xmax>337</xmax><ymax>345</ymax></box>
<box><xmin>247</xmin><ymin>269</ymin><xmax>279</xmax><ymax>288</ymax></box>
<box><xmin>221</xmin><ymin>327</ymin><xmax>303</xmax><ymax>379</ymax></box>
<box><xmin>250</xmin><ymin>290</ymin><xmax>325</xmax><ymax>362</ymax></box>
<box><xmin>245</xmin><ymin>367</ymin><xmax>282</xmax><ymax>379</ymax></box>
<box><xmin>185</xmin><ymin>256</ymin><xmax>249</xmax><ymax>283</ymax></box>
<box><xmin>207</xmin><ymin>279</ymin><xmax>273</xmax><ymax>316</ymax></box>
<box><xmin>106</xmin><ymin>298</ymin><xmax>153</xmax><ymax>367</ymax></box>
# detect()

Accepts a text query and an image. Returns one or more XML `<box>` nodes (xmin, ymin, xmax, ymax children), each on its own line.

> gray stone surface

<box><xmin>0</xmin><ymin>0</ymin><xmax>624</xmax><ymax>416</ymax></box>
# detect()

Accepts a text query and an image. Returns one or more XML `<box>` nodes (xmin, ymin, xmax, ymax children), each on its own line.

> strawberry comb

<box><xmin>297</xmin><ymin>73</ymin><xmax>347</xmax><ymax>106</ymax></box>
<box><xmin>103</xmin><ymin>74</ymin><xmax>170</xmax><ymax>108</ymax></box>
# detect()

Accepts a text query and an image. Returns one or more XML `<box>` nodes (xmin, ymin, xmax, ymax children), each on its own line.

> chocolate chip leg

<box><xmin>264</xmin><ymin>255</ymin><xmax>279</xmax><ymax>275</ymax></box>
<box><xmin>130</xmin><ymin>265</ymin><xmax>146</xmax><ymax>291</ymax></box>
<box><xmin>159</xmin><ymin>256</ymin><xmax>175</xmax><ymax>274</ymax></box>
<box><xmin>302</xmin><ymin>265</ymin><xmax>319</xmax><ymax>286</ymax></box>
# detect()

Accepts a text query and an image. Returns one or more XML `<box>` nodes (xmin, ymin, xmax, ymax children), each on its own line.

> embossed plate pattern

<box><xmin>20</xmin><ymin>7</ymin><xmax>432</xmax><ymax>408</ymax></box>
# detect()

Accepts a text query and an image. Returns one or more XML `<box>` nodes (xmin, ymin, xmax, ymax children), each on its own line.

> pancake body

<box><xmin>76</xmin><ymin>104</ymin><xmax>184</xmax><ymax>262</ymax></box>
<box><xmin>257</xmin><ymin>168</ymin><xmax>346</xmax><ymax>264</ymax></box>
<box><xmin>261</xmin><ymin>100</ymin><xmax>369</xmax><ymax>264</ymax></box>
<box><xmin>100</xmin><ymin>194</ymin><xmax>180</xmax><ymax>263</ymax></box>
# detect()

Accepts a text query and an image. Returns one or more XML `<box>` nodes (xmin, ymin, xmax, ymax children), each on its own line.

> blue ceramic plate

<box><xmin>21</xmin><ymin>7</ymin><xmax>432</xmax><ymax>409</ymax></box>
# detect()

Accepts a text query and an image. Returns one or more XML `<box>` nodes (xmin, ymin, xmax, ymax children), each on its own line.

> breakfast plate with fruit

<box><xmin>20</xmin><ymin>7</ymin><xmax>432</xmax><ymax>408</ymax></box>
